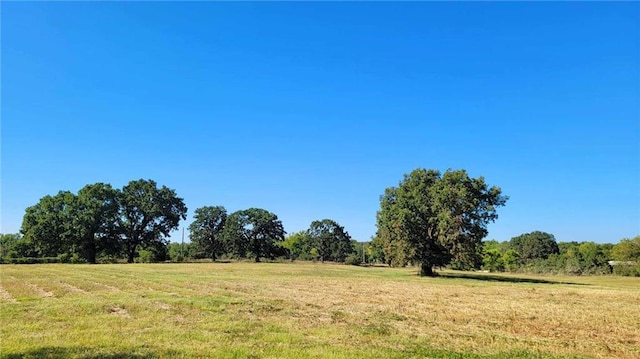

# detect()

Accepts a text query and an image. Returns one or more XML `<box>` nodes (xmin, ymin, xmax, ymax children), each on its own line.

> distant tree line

<box><xmin>362</xmin><ymin>232</ymin><xmax>639</xmax><ymax>277</ymax></box>
<box><xmin>479</xmin><ymin>232</ymin><xmax>640</xmax><ymax>276</ymax></box>
<box><xmin>2</xmin><ymin>171</ymin><xmax>637</xmax><ymax>277</ymax></box>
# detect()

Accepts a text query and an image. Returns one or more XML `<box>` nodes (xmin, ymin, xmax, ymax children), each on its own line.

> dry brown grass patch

<box><xmin>0</xmin><ymin>287</ymin><xmax>18</xmax><ymax>303</ymax></box>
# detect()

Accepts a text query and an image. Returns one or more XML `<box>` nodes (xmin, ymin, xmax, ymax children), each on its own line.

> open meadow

<box><xmin>1</xmin><ymin>263</ymin><xmax>639</xmax><ymax>359</ymax></box>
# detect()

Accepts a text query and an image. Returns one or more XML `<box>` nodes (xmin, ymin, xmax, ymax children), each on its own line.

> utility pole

<box><xmin>181</xmin><ymin>227</ymin><xmax>185</xmax><ymax>261</ymax></box>
<box><xmin>362</xmin><ymin>243</ymin><xmax>366</xmax><ymax>264</ymax></box>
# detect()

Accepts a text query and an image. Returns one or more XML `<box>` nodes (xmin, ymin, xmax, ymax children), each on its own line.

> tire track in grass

<box><xmin>65</xmin><ymin>271</ymin><xmax>127</xmax><ymax>292</ymax></box>
<box><xmin>16</xmin><ymin>268</ymin><xmax>175</xmax><ymax>320</ymax></box>
<box><xmin>12</xmin><ymin>268</ymin><xmax>90</xmax><ymax>298</ymax></box>
<box><xmin>7</xmin><ymin>266</ymin><xmax>200</xmax><ymax>319</ymax></box>
<box><xmin>77</xmin><ymin>269</ymin><xmax>197</xmax><ymax>298</ymax></box>
<box><xmin>57</xmin><ymin>269</ymin><xmax>182</xmax><ymax>316</ymax></box>
<box><xmin>54</xmin><ymin>281</ymin><xmax>89</xmax><ymax>294</ymax></box>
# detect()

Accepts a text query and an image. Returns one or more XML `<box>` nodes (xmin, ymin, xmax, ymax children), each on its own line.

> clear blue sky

<box><xmin>2</xmin><ymin>2</ymin><xmax>638</xmax><ymax>244</ymax></box>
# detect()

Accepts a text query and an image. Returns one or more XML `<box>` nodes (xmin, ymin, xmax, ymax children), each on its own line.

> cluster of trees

<box><xmin>481</xmin><ymin>232</ymin><xmax>640</xmax><ymax>276</ymax></box>
<box><xmin>189</xmin><ymin>213</ymin><xmax>357</xmax><ymax>263</ymax></box>
<box><xmin>1</xmin><ymin>178</ymin><xmax>360</xmax><ymax>264</ymax></box>
<box><xmin>4</xmin><ymin>179</ymin><xmax>187</xmax><ymax>263</ymax></box>
<box><xmin>2</xmin><ymin>168</ymin><xmax>509</xmax><ymax>273</ymax></box>
<box><xmin>281</xmin><ymin>220</ymin><xmax>356</xmax><ymax>263</ymax></box>
<box><xmin>187</xmin><ymin>206</ymin><xmax>286</xmax><ymax>262</ymax></box>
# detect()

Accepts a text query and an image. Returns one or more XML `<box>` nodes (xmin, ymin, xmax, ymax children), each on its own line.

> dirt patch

<box><xmin>0</xmin><ymin>288</ymin><xmax>18</xmax><ymax>303</ymax></box>
<box><xmin>108</xmin><ymin>305</ymin><xmax>130</xmax><ymax>318</ymax></box>
<box><xmin>155</xmin><ymin>302</ymin><xmax>171</xmax><ymax>310</ymax></box>
<box><xmin>25</xmin><ymin>283</ymin><xmax>54</xmax><ymax>298</ymax></box>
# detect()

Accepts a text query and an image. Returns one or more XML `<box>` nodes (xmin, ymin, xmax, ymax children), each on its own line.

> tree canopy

<box><xmin>71</xmin><ymin>183</ymin><xmax>120</xmax><ymax>263</ymax></box>
<box><xmin>509</xmin><ymin>231</ymin><xmax>559</xmax><ymax>263</ymax></box>
<box><xmin>188</xmin><ymin>206</ymin><xmax>227</xmax><ymax>261</ymax></box>
<box><xmin>223</xmin><ymin>208</ymin><xmax>286</xmax><ymax>262</ymax></box>
<box><xmin>116</xmin><ymin>179</ymin><xmax>188</xmax><ymax>263</ymax></box>
<box><xmin>19</xmin><ymin>179</ymin><xmax>187</xmax><ymax>263</ymax></box>
<box><xmin>611</xmin><ymin>236</ymin><xmax>640</xmax><ymax>262</ymax></box>
<box><xmin>376</xmin><ymin>168</ymin><xmax>508</xmax><ymax>276</ymax></box>
<box><xmin>307</xmin><ymin>219</ymin><xmax>353</xmax><ymax>262</ymax></box>
<box><xmin>21</xmin><ymin>191</ymin><xmax>77</xmax><ymax>258</ymax></box>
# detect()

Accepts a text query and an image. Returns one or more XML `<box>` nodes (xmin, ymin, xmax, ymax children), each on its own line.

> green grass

<box><xmin>1</xmin><ymin>263</ymin><xmax>639</xmax><ymax>358</ymax></box>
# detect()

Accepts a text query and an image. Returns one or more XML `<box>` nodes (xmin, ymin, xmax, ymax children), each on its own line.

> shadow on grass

<box><xmin>1</xmin><ymin>346</ymin><xmax>182</xmax><ymax>359</ymax></box>
<box><xmin>437</xmin><ymin>271</ymin><xmax>588</xmax><ymax>285</ymax></box>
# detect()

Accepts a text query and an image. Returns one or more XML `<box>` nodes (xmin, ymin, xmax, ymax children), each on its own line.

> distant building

<box><xmin>607</xmin><ymin>260</ymin><xmax>637</xmax><ymax>266</ymax></box>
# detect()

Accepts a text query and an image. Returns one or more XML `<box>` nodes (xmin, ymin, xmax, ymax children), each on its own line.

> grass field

<box><xmin>1</xmin><ymin>263</ymin><xmax>639</xmax><ymax>359</ymax></box>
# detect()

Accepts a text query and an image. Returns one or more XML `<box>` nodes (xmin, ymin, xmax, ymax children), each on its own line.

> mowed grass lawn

<box><xmin>1</xmin><ymin>263</ymin><xmax>639</xmax><ymax>359</ymax></box>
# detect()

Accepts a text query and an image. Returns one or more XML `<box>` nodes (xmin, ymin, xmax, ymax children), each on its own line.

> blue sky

<box><xmin>2</xmin><ymin>2</ymin><xmax>638</xmax><ymax>244</ymax></box>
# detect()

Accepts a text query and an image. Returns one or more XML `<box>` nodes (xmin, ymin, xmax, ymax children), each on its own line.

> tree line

<box><xmin>2</xmin><ymin>170</ymin><xmax>637</xmax><ymax>276</ymax></box>
<box><xmin>0</xmin><ymin>178</ymin><xmax>360</xmax><ymax>265</ymax></box>
<box><xmin>480</xmin><ymin>232</ymin><xmax>640</xmax><ymax>276</ymax></box>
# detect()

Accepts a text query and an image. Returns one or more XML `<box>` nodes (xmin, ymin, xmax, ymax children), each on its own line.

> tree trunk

<box><xmin>211</xmin><ymin>251</ymin><xmax>216</xmax><ymax>262</ymax></box>
<box><xmin>85</xmin><ymin>243</ymin><xmax>97</xmax><ymax>264</ymax></box>
<box><xmin>127</xmin><ymin>246</ymin><xmax>136</xmax><ymax>263</ymax></box>
<box><xmin>255</xmin><ymin>255</ymin><xmax>261</xmax><ymax>262</ymax></box>
<box><xmin>420</xmin><ymin>262</ymin><xmax>435</xmax><ymax>276</ymax></box>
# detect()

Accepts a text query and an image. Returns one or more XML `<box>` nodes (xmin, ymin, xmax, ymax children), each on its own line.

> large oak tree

<box><xmin>70</xmin><ymin>183</ymin><xmax>120</xmax><ymax>263</ymax></box>
<box><xmin>223</xmin><ymin>208</ymin><xmax>285</xmax><ymax>262</ymax></box>
<box><xmin>188</xmin><ymin>206</ymin><xmax>227</xmax><ymax>261</ymax></box>
<box><xmin>21</xmin><ymin>191</ymin><xmax>77</xmax><ymax>257</ymax></box>
<box><xmin>116</xmin><ymin>179</ymin><xmax>187</xmax><ymax>263</ymax></box>
<box><xmin>376</xmin><ymin>168</ymin><xmax>507</xmax><ymax>276</ymax></box>
<box><xmin>307</xmin><ymin>219</ymin><xmax>353</xmax><ymax>262</ymax></box>
<box><xmin>509</xmin><ymin>231</ymin><xmax>559</xmax><ymax>263</ymax></box>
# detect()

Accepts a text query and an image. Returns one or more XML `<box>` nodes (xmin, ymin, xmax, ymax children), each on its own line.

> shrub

<box><xmin>1</xmin><ymin>257</ymin><xmax>62</xmax><ymax>264</ymax></box>
<box><xmin>345</xmin><ymin>254</ymin><xmax>362</xmax><ymax>266</ymax></box>
<box><xmin>613</xmin><ymin>264</ymin><xmax>640</xmax><ymax>277</ymax></box>
<box><xmin>136</xmin><ymin>249</ymin><xmax>154</xmax><ymax>263</ymax></box>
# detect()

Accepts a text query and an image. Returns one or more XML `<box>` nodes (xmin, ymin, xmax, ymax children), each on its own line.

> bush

<box><xmin>613</xmin><ymin>264</ymin><xmax>640</xmax><ymax>277</ymax></box>
<box><xmin>70</xmin><ymin>253</ymin><xmax>87</xmax><ymax>264</ymax></box>
<box><xmin>1</xmin><ymin>257</ymin><xmax>62</xmax><ymax>264</ymax></box>
<box><xmin>97</xmin><ymin>255</ymin><xmax>122</xmax><ymax>264</ymax></box>
<box><xmin>344</xmin><ymin>254</ymin><xmax>362</xmax><ymax>266</ymax></box>
<box><xmin>136</xmin><ymin>249</ymin><xmax>154</xmax><ymax>263</ymax></box>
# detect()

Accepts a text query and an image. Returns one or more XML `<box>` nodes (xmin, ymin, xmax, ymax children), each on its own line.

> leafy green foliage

<box><xmin>222</xmin><ymin>208</ymin><xmax>286</xmax><ymax>262</ymax></box>
<box><xmin>116</xmin><ymin>179</ymin><xmax>188</xmax><ymax>263</ymax></box>
<box><xmin>480</xmin><ymin>234</ymin><xmax>639</xmax><ymax>276</ymax></box>
<box><xmin>509</xmin><ymin>231</ymin><xmax>559</xmax><ymax>263</ymax></box>
<box><xmin>610</xmin><ymin>237</ymin><xmax>640</xmax><ymax>276</ymax></box>
<box><xmin>376</xmin><ymin>168</ymin><xmax>507</xmax><ymax>276</ymax></box>
<box><xmin>167</xmin><ymin>242</ymin><xmax>192</xmax><ymax>262</ymax></box>
<box><xmin>280</xmin><ymin>231</ymin><xmax>313</xmax><ymax>260</ymax></box>
<box><xmin>482</xmin><ymin>248</ymin><xmax>505</xmax><ymax>272</ymax></box>
<box><xmin>188</xmin><ymin>206</ymin><xmax>227</xmax><ymax>261</ymax></box>
<box><xmin>21</xmin><ymin>191</ymin><xmax>78</xmax><ymax>257</ymax></box>
<box><xmin>17</xmin><ymin>179</ymin><xmax>187</xmax><ymax>263</ymax></box>
<box><xmin>344</xmin><ymin>253</ymin><xmax>362</xmax><ymax>266</ymax></box>
<box><xmin>0</xmin><ymin>233</ymin><xmax>36</xmax><ymax>259</ymax></box>
<box><xmin>306</xmin><ymin>219</ymin><xmax>353</xmax><ymax>262</ymax></box>
<box><xmin>611</xmin><ymin>236</ymin><xmax>640</xmax><ymax>261</ymax></box>
<box><xmin>71</xmin><ymin>183</ymin><xmax>120</xmax><ymax>263</ymax></box>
